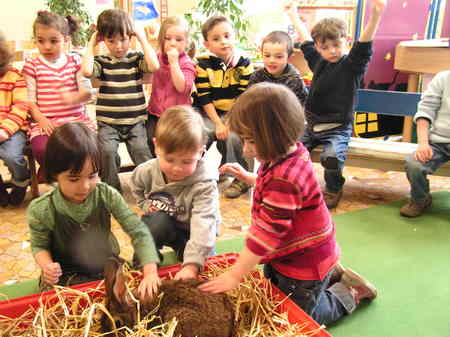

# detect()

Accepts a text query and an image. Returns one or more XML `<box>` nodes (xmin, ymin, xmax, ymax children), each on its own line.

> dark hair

<box><xmin>201</xmin><ymin>16</ymin><xmax>231</xmax><ymax>41</ymax></box>
<box><xmin>33</xmin><ymin>10</ymin><xmax>79</xmax><ymax>38</ymax></box>
<box><xmin>44</xmin><ymin>122</ymin><xmax>101</xmax><ymax>183</ymax></box>
<box><xmin>0</xmin><ymin>31</ymin><xmax>13</xmax><ymax>74</ymax></box>
<box><xmin>311</xmin><ymin>18</ymin><xmax>347</xmax><ymax>44</ymax></box>
<box><xmin>262</xmin><ymin>31</ymin><xmax>294</xmax><ymax>57</ymax></box>
<box><xmin>228</xmin><ymin>83</ymin><xmax>304</xmax><ymax>161</ymax></box>
<box><xmin>155</xmin><ymin>106</ymin><xmax>207</xmax><ymax>154</ymax></box>
<box><xmin>97</xmin><ymin>9</ymin><xmax>134</xmax><ymax>39</ymax></box>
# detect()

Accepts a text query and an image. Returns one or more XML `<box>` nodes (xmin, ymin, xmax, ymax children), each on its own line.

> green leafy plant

<box><xmin>45</xmin><ymin>0</ymin><xmax>93</xmax><ymax>47</ymax></box>
<box><xmin>184</xmin><ymin>0</ymin><xmax>250</xmax><ymax>52</ymax></box>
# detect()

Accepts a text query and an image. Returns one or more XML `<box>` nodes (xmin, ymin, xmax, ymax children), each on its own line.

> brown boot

<box><xmin>323</xmin><ymin>189</ymin><xmax>343</xmax><ymax>209</ymax></box>
<box><xmin>341</xmin><ymin>268</ymin><xmax>377</xmax><ymax>305</ymax></box>
<box><xmin>400</xmin><ymin>195</ymin><xmax>432</xmax><ymax>217</ymax></box>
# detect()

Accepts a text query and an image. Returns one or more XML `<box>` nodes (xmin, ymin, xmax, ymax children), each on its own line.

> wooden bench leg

<box><xmin>25</xmin><ymin>148</ymin><xmax>39</xmax><ymax>199</ymax></box>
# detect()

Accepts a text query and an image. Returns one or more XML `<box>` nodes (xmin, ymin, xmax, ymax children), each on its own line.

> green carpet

<box><xmin>1</xmin><ymin>192</ymin><xmax>449</xmax><ymax>337</ymax></box>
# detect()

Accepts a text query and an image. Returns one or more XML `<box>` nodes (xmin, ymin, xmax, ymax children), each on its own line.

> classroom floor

<box><xmin>1</xmin><ymin>160</ymin><xmax>450</xmax><ymax>286</ymax></box>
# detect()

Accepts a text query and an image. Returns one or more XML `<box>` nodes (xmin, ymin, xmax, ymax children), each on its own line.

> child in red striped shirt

<box><xmin>0</xmin><ymin>31</ymin><xmax>30</xmax><ymax>206</ymax></box>
<box><xmin>22</xmin><ymin>11</ymin><xmax>95</xmax><ymax>178</ymax></box>
<box><xmin>200</xmin><ymin>82</ymin><xmax>377</xmax><ymax>325</ymax></box>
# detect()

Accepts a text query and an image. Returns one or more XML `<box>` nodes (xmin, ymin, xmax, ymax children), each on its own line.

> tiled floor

<box><xmin>1</xmin><ymin>160</ymin><xmax>450</xmax><ymax>286</ymax></box>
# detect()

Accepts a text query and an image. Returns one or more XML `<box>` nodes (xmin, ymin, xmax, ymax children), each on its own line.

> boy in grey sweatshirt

<box><xmin>130</xmin><ymin>106</ymin><xmax>220</xmax><ymax>280</ymax></box>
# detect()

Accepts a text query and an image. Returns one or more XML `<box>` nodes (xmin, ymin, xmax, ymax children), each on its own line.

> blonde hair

<box><xmin>0</xmin><ymin>31</ymin><xmax>13</xmax><ymax>74</ymax></box>
<box><xmin>157</xmin><ymin>16</ymin><xmax>190</xmax><ymax>54</ymax></box>
<box><xmin>155</xmin><ymin>106</ymin><xmax>207</xmax><ymax>154</ymax></box>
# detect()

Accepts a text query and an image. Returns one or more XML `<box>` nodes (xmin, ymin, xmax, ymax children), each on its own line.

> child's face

<box><xmin>155</xmin><ymin>144</ymin><xmax>204</xmax><ymax>182</ymax></box>
<box><xmin>241</xmin><ymin>136</ymin><xmax>262</xmax><ymax>162</ymax></box>
<box><xmin>103</xmin><ymin>33</ymin><xmax>131</xmax><ymax>58</ymax></box>
<box><xmin>262</xmin><ymin>42</ymin><xmax>289</xmax><ymax>77</ymax></box>
<box><xmin>314</xmin><ymin>37</ymin><xmax>347</xmax><ymax>63</ymax></box>
<box><xmin>34</xmin><ymin>24</ymin><xmax>68</xmax><ymax>62</ymax></box>
<box><xmin>163</xmin><ymin>25</ymin><xmax>187</xmax><ymax>55</ymax></box>
<box><xmin>203</xmin><ymin>22</ymin><xmax>235</xmax><ymax>61</ymax></box>
<box><xmin>56</xmin><ymin>158</ymin><xmax>99</xmax><ymax>204</ymax></box>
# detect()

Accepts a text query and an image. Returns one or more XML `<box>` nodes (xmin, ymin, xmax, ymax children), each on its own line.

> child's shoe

<box><xmin>224</xmin><ymin>179</ymin><xmax>250</xmax><ymax>198</ymax></box>
<box><xmin>9</xmin><ymin>185</ymin><xmax>28</xmax><ymax>206</ymax></box>
<box><xmin>0</xmin><ymin>177</ymin><xmax>8</xmax><ymax>207</ymax></box>
<box><xmin>341</xmin><ymin>268</ymin><xmax>377</xmax><ymax>305</ymax></box>
<box><xmin>400</xmin><ymin>195</ymin><xmax>432</xmax><ymax>217</ymax></box>
<box><xmin>329</xmin><ymin>262</ymin><xmax>345</xmax><ymax>285</ymax></box>
<box><xmin>323</xmin><ymin>189</ymin><xmax>343</xmax><ymax>209</ymax></box>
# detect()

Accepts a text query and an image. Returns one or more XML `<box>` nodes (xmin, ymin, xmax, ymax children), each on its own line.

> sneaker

<box><xmin>9</xmin><ymin>185</ymin><xmax>28</xmax><ymax>206</ymax></box>
<box><xmin>400</xmin><ymin>195</ymin><xmax>432</xmax><ymax>217</ymax></box>
<box><xmin>0</xmin><ymin>177</ymin><xmax>8</xmax><ymax>207</ymax></box>
<box><xmin>341</xmin><ymin>268</ymin><xmax>377</xmax><ymax>305</ymax></box>
<box><xmin>224</xmin><ymin>179</ymin><xmax>250</xmax><ymax>199</ymax></box>
<box><xmin>323</xmin><ymin>189</ymin><xmax>343</xmax><ymax>209</ymax></box>
<box><xmin>329</xmin><ymin>262</ymin><xmax>345</xmax><ymax>285</ymax></box>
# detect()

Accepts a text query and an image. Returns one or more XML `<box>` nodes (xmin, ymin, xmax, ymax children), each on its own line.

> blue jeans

<box><xmin>264</xmin><ymin>264</ymin><xmax>355</xmax><ymax>325</ymax></box>
<box><xmin>405</xmin><ymin>142</ymin><xmax>450</xmax><ymax>202</ymax></box>
<box><xmin>301</xmin><ymin>125</ymin><xmax>352</xmax><ymax>192</ymax></box>
<box><xmin>203</xmin><ymin>117</ymin><xmax>254</xmax><ymax>172</ymax></box>
<box><xmin>98</xmin><ymin>121</ymin><xmax>152</xmax><ymax>192</ymax></box>
<box><xmin>0</xmin><ymin>131</ymin><xmax>30</xmax><ymax>187</ymax></box>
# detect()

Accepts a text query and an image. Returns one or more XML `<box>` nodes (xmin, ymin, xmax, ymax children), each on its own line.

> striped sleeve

<box><xmin>247</xmin><ymin>178</ymin><xmax>302</xmax><ymax>256</ymax></box>
<box><xmin>238</xmin><ymin>60</ymin><xmax>254</xmax><ymax>93</ymax></box>
<box><xmin>195</xmin><ymin>63</ymin><xmax>212</xmax><ymax>106</ymax></box>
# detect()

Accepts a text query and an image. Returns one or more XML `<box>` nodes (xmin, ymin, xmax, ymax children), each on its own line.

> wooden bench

<box><xmin>309</xmin><ymin>89</ymin><xmax>450</xmax><ymax>177</ymax></box>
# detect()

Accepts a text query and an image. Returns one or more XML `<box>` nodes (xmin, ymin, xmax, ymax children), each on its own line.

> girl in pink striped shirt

<box><xmin>23</xmin><ymin>11</ymin><xmax>95</xmax><ymax>179</ymax></box>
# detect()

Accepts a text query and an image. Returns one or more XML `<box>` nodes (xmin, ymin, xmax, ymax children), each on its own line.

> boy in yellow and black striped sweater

<box><xmin>194</xmin><ymin>15</ymin><xmax>254</xmax><ymax>198</ymax></box>
<box><xmin>0</xmin><ymin>31</ymin><xmax>30</xmax><ymax>206</ymax></box>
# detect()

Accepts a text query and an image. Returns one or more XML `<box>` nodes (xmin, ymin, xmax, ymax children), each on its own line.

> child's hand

<box><xmin>166</xmin><ymin>48</ymin><xmax>179</xmax><ymax>65</ymax></box>
<box><xmin>283</xmin><ymin>0</ymin><xmax>298</xmax><ymax>16</ymax></box>
<box><xmin>174</xmin><ymin>264</ymin><xmax>199</xmax><ymax>280</ymax></box>
<box><xmin>138</xmin><ymin>272</ymin><xmax>161</xmax><ymax>299</ymax></box>
<box><xmin>198</xmin><ymin>271</ymin><xmax>240</xmax><ymax>293</ymax></box>
<box><xmin>88</xmin><ymin>31</ymin><xmax>100</xmax><ymax>47</ymax></box>
<box><xmin>415</xmin><ymin>143</ymin><xmax>433</xmax><ymax>163</ymax></box>
<box><xmin>42</xmin><ymin>262</ymin><xmax>62</xmax><ymax>285</ymax></box>
<box><xmin>219</xmin><ymin>163</ymin><xmax>248</xmax><ymax>181</ymax></box>
<box><xmin>216</xmin><ymin>122</ymin><xmax>229</xmax><ymax>140</ymax></box>
<box><xmin>0</xmin><ymin>129</ymin><xmax>9</xmax><ymax>142</ymax></box>
<box><xmin>36</xmin><ymin>116</ymin><xmax>55</xmax><ymax>136</ymax></box>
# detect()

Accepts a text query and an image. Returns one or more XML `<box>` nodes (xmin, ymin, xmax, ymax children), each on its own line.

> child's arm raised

<box><xmin>167</xmin><ymin>48</ymin><xmax>195</xmax><ymax>93</ymax></box>
<box><xmin>359</xmin><ymin>0</ymin><xmax>387</xmax><ymax>42</ymax></box>
<box><xmin>81</xmin><ymin>32</ymin><xmax>98</xmax><ymax>78</ymax></box>
<box><xmin>199</xmin><ymin>247</ymin><xmax>262</xmax><ymax>293</ymax></box>
<box><xmin>284</xmin><ymin>1</ymin><xmax>312</xmax><ymax>43</ymax></box>
<box><xmin>134</xmin><ymin>29</ymin><xmax>159</xmax><ymax>72</ymax></box>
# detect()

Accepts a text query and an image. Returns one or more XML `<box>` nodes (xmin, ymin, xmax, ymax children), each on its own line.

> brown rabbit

<box><xmin>101</xmin><ymin>257</ymin><xmax>235</xmax><ymax>337</ymax></box>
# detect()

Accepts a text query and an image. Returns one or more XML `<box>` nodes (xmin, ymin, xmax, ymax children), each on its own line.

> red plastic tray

<box><xmin>0</xmin><ymin>253</ymin><xmax>331</xmax><ymax>336</ymax></box>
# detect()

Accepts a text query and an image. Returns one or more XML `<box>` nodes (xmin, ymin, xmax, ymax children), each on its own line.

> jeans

<box><xmin>203</xmin><ymin>117</ymin><xmax>254</xmax><ymax>172</ymax></box>
<box><xmin>0</xmin><ymin>131</ymin><xmax>30</xmax><ymax>186</ymax></box>
<box><xmin>264</xmin><ymin>264</ymin><xmax>354</xmax><ymax>325</ymax></box>
<box><xmin>301</xmin><ymin>124</ymin><xmax>352</xmax><ymax>192</ymax></box>
<box><xmin>405</xmin><ymin>142</ymin><xmax>450</xmax><ymax>202</ymax></box>
<box><xmin>146</xmin><ymin>114</ymin><xmax>159</xmax><ymax>157</ymax></box>
<box><xmin>98</xmin><ymin>121</ymin><xmax>152</xmax><ymax>192</ymax></box>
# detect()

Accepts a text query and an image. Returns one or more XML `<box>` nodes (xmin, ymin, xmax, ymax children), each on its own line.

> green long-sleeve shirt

<box><xmin>27</xmin><ymin>182</ymin><xmax>159</xmax><ymax>266</ymax></box>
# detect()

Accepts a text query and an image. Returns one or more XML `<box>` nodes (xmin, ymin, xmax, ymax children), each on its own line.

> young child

<box><xmin>130</xmin><ymin>105</ymin><xmax>220</xmax><ymax>281</ymax></box>
<box><xmin>285</xmin><ymin>0</ymin><xmax>386</xmax><ymax>208</ymax></box>
<box><xmin>194</xmin><ymin>15</ymin><xmax>254</xmax><ymax>199</ymax></box>
<box><xmin>22</xmin><ymin>11</ymin><xmax>96</xmax><ymax>179</ymax></box>
<box><xmin>401</xmin><ymin>70</ymin><xmax>450</xmax><ymax>217</ymax></box>
<box><xmin>0</xmin><ymin>31</ymin><xmax>30</xmax><ymax>206</ymax></box>
<box><xmin>82</xmin><ymin>9</ymin><xmax>159</xmax><ymax>192</ymax></box>
<box><xmin>199</xmin><ymin>83</ymin><xmax>377</xmax><ymax>325</ymax></box>
<box><xmin>146</xmin><ymin>16</ymin><xmax>196</xmax><ymax>156</ymax></box>
<box><xmin>28</xmin><ymin>122</ymin><xmax>160</xmax><ymax>298</ymax></box>
<box><xmin>249</xmin><ymin>30</ymin><xmax>307</xmax><ymax>107</ymax></box>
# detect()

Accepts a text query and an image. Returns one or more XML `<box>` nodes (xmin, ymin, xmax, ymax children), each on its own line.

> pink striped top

<box><xmin>22</xmin><ymin>54</ymin><xmax>95</xmax><ymax>139</ymax></box>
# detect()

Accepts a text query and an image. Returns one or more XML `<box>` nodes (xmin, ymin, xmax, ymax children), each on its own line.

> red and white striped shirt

<box><xmin>22</xmin><ymin>54</ymin><xmax>95</xmax><ymax>139</ymax></box>
<box><xmin>247</xmin><ymin>142</ymin><xmax>340</xmax><ymax>281</ymax></box>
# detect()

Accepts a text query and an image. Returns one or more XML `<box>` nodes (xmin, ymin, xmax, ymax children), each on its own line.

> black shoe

<box><xmin>0</xmin><ymin>177</ymin><xmax>9</xmax><ymax>207</ymax></box>
<box><xmin>9</xmin><ymin>185</ymin><xmax>27</xmax><ymax>206</ymax></box>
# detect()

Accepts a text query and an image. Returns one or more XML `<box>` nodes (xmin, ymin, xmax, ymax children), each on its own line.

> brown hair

<box><xmin>33</xmin><ymin>10</ymin><xmax>79</xmax><ymax>38</ymax></box>
<box><xmin>262</xmin><ymin>31</ymin><xmax>294</xmax><ymax>57</ymax></box>
<box><xmin>44</xmin><ymin>122</ymin><xmax>101</xmax><ymax>183</ymax></box>
<box><xmin>311</xmin><ymin>18</ymin><xmax>347</xmax><ymax>44</ymax></box>
<box><xmin>228</xmin><ymin>82</ymin><xmax>304</xmax><ymax>161</ymax></box>
<box><xmin>0</xmin><ymin>31</ymin><xmax>13</xmax><ymax>75</ymax></box>
<box><xmin>201</xmin><ymin>16</ymin><xmax>231</xmax><ymax>41</ymax></box>
<box><xmin>157</xmin><ymin>16</ymin><xmax>189</xmax><ymax>54</ymax></box>
<box><xmin>155</xmin><ymin>106</ymin><xmax>207</xmax><ymax>154</ymax></box>
<box><xmin>97</xmin><ymin>9</ymin><xmax>134</xmax><ymax>39</ymax></box>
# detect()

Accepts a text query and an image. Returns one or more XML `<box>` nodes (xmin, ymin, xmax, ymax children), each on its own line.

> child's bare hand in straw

<box><xmin>42</xmin><ymin>262</ymin><xmax>62</xmax><ymax>285</ymax></box>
